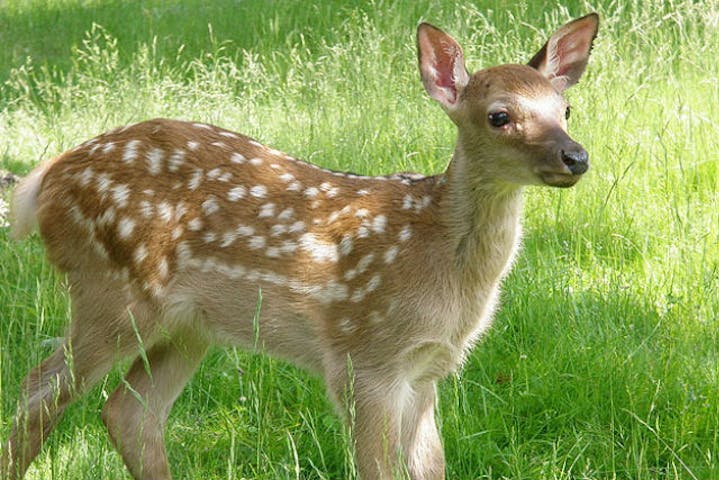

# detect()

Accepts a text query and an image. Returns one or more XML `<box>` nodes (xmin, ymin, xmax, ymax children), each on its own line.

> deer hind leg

<box><xmin>101</xmin><ymin>331</ymin><xmax>208</xmax><ymax>480</ymax></box>
<box><xmin>1</xmin><ymin>273</ymin><xmax>157</xmax><ymax>479</ymax></box>
<box><xmin>1</xmin><ymin>344</ymin><xmax>83</xmax><ymax>480</ymax></box>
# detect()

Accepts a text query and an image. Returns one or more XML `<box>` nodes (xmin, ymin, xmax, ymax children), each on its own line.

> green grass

<box><xmin>2</xmin><ymin>0</ymin><xmax>719</xmax><ymax>478</ymax></box>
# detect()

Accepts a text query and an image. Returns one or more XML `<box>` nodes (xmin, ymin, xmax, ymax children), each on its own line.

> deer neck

<box><xmin>436</xmin><ymin>138</ymin><xmax>524</xmax><ymax>288</ymax></box>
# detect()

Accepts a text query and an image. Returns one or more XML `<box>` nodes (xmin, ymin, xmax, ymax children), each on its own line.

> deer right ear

<box><xmin>417</xmin><ymin>23</ymin><xmax>470</xmax><ymax>109</ymax></box>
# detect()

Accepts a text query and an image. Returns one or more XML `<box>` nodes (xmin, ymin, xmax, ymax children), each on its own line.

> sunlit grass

<box><xmin>1</xmin><ymin>0</ymin><xmax>718</xmax><ymax>478</ymax></box>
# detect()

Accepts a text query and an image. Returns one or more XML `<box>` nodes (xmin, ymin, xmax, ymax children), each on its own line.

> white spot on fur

<box><xmin>338</xmin><ymin>318</ymin><xmax>355</xmax><ymax>334</ymax></box>
<box><xmin>355</xmin><ymin>208</ymin><xmax>370</xmax><ymax>218</ymax></box>
<box><xmin>139</xmin><ymin>201</ymin><xmax>154</xmax><ymax>219</ymax></box>
<box><xmin>174</xmin><ymin>202</ymin><xmax>188</xmax><ymax>221</ymax></box>
<box><xmin>258</xmin><ymin>203</ymin><xmax>275</xmax><ymax>218</ymax></box>
<box><xmin>168</xmin><ymin>149</ymin><xmax>185</xmax><ymax>172</ymax></box>
<box><xmin>399</xmin><ymin>225</ymin><xmax>412</xmax><ymax>242</ymax></box>
<box><xmin>230</xmin><ymin>152</ymin><xmax>246</xmax><ymax>164</ymax></box>
<box><xmin>250</xmin><ymin>185</ymin><xmax>267</xmax><ymax>198</ymax></box>
<box><xmin>417</xmin><ymin>196</ymin><xmax>432</xmax><ymax>210</ymax></box>
<box><xmin>220</xmin><ymin>231</ymin><xmax>238</xmax><ymax>247</ymax></box>
<box><xmin>134</xmin><ymin>244</ymin><xmax>148</xmax><ymax>264</ymax></box>
<box><xmin>237</xmin><ymin>225</ymin><xmax>254</xmax><ymax>237</ymax></box>
<box><xmin>111</xmin><ymin>184</ymin><xmax>130</xmax><ymax>208</ymax></box>
<box><xmin>193</xmin><ymin>123</ymin><xmax>212</xmax><ymax>130</ymax></box>
<box><xmin>339</xmin><ymin>235</ymin><xmax>353</xmax><ymax>256</ymax></box>
<box><xmin>289</xmin><ymin>221</ymin><xmax>305</xmax><ymax>233</ymax></box>
<box><xmin>279</xmin><ymin>173</ymin><xmax>295</xmax><ymax>183</ymax></box>
<box><xmin>384</xmin><ymin>246</ymin><xmax>399</xmax><ymax>264</ymax></box>
<box><xmin>299</xmin><ymin>233</ymin><xmax>338</xmax><ymax>263</ymax></box>
<box><xmin>265</xmin><ymin>247</ymin><xmax>280</xmax><ymax>258</ymax></box>
<box><xmin>158</xmin><ymin>202</ymin><xmax>174</xmax><ymax>223</ymax></box>
<box><xmin>102</xmin><ymin>142</ymin><xmax>116</xmax><ymax>154</ymax></box>
<box><xmin>249</xmin><ymin>236</ymin><xmax>266</xmax><ymax>249</ymax></box>
<box><xmin>277</xmin><ymin>207</ymin><xmax>294</xmax><ymax>221</ymax></box>
<box><xmin>327</xmin><ymin>210</ymin><xmax>342</xmax><ymax>225</ymax></box>
<box><xmin>291</xmin><ymin>280</ymin><xmax>349</xmax><ymax>305</ymax></box>
<box><xmin>203</xmin><ymin>231</ymin><xmax>217</xmax><ymax>243</ymax></box>
<box><xmin>188</xmin><ymin>169</ymin><xmax>203</xmax><ymax>190</ymax></box>
<box><xmin>118</xmin><ymin>217</ymin><xmax>135</xmax><ymax>239</ymax></box>
<box><xmin>357</xmin><ymin>226</ymin><xmax>370</xmax><ymax>238</ymax></box>
<box><xmin>366</xmin><ymin>274</ymin><xmax>381</xmax><ymax>292</ymax></box>
<box><xmin>402</xmin><ymin>194</ymin><xmax>414</xmax><ymax>210</ymax></box>
<box><xmin>220</xmin><ymin>131</ymin><xmax>239</xmax><ymax>139</ymax></box>
<box><xmin>280</xmin><ymin>240</ymin><xmax>298</xmax><ymax>253</ymax></box>
<box><xmin>96</xmin><ymin>173</ymin><xmax>113</xmax><ymax>194</ymax></box>
<box><xmin>270</xmin><ymin>224</ymin><xmax>287</xmax><ymax>237</ymax></box>
<box><xmin>211</xmin><ymin>141</ymin><xmax>228</xmax><ymax>149</ymax></box>
<box><xmin>158</xmin><ymin>257</ymin><xmax>169</xmax><ymax>279</ymax></box>
<box><xmin>79</xmin><ymin>167</ymin><xmax>94</xmax><ymax>187</ymax></box>
<box><xmin>304</xmin><ymin>187</ymin><xmax>319</xmax><ymax>198</ymax></box>
<box><xmin>123</xmin><ymin>140</ymin><xmax>140</xmax><ymax>163</ymax></box>
<box><xmin>287</xmin><ymin>181</ymin><xmax>302</xmax><ymax>192</ymax></box>
<box><xmin>357</xmin><ymin>253</ymin><xmax>374</xmax><ymax>273</ymax></box>
<box><xmin>228</xmin><ymin>186</ymin><xmax>246</xmax><ymax>201</ymax></box>
<box><xmin>176</xmin><ymin>241</ymin><xmax>192</xmax><ymax>267</ymax></box>
<box><xmin>249</xmin><ymin>157</ymin><xmax>263</xmax><ymax>166</ymax></box>
<box><xmin>171</xmin><ymin>225</ymin><xmax>184</xmax><ymax>240</ymax></box>
<box><xmin>97</xmin><ymin>207</ymin><xmax>116</xmax><ymax>226</ymax></box>
<box><xmin>350</xmin><ymin>289</ymin><xmax>366</xmax><ymax>303</ymax></box>
<box><xmin>146</xmin><ymin>148</ymin><xmax>164</xmax><ymax>175</ymax></box>
<box><xmin>188</xmin><ymin>217</ymin><xmax>203</xmax><ymax>231</ymax></box>
<box><xmin>372</xmin><ymin>215</ymin><xmax>387</xmax><ymax>234</ymax></box>
<box><xmin>207</xmin><ymin>168</ymin><xmax>222</xmax><ymax>179</ymax></box>
<box><xmin>187</xmin><ymin>141</ymin><xmax>200</xmax><ymax>151</ymax></box>
<box><xmin>357</xmin><ymin>189</ymin><xmax>369</xmax><ymax>196</ymax></box>
<box><xmin>202</xmin><ymin>196</ymin><xmax>220</xmax><ymax>215</ymax></box>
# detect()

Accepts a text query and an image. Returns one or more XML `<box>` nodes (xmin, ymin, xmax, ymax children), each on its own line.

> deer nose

<box><xmin>561</xmin><ymin>148</ymin><xmax>589</xmax><ymax>175</ymax></box>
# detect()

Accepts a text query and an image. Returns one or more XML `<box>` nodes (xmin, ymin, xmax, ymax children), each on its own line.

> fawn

<box><xmin>2</xmin><ymin>13</ymin><xmax>598</xmax><ymax>480</ymax></box>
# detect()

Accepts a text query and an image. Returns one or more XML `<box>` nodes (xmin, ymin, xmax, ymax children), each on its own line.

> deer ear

<box><xmin>528</xmin><ymin>13</ymin><xmax>599</xmax><ymax>92</ymax></box>
<box><xmin>417</xmin><ymin>23</ymin><xmax>470</xmax><ymax>109</ymax></box>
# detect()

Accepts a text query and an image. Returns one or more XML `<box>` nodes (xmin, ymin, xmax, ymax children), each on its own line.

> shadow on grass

<box><xmin>437</xmin><ymin>225</ymin><xmax>718</xmax><ymax>478</ymax></box>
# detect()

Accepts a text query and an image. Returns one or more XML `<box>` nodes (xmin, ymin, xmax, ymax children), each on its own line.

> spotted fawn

<box><xmin>3</xmin><ymin>13</ymin><xmax>598</xmax><ymax>480</ymax></box>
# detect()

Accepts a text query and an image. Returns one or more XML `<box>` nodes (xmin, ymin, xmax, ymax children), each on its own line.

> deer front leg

<box><xmin>401</xmin><ymin>381</ymin><xmax>444</xmax><ymax>480</ymax></box>
<box><xmin>325</xmin><ymin>364</ymin><xmax>407</xmax><ymax>480</ymax></box>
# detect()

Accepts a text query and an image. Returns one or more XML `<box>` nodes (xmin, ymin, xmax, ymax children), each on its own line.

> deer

<box><xmin>2</xmin><ymin>13</ymin><xmax>598</xmax><ymax>480</ymax></box>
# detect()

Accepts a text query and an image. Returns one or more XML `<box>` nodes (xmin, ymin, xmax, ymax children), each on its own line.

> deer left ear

<box><xmin>528</xmin><ymin>13</ymin><xmax>599</xmax><ymax>92</ymax></box>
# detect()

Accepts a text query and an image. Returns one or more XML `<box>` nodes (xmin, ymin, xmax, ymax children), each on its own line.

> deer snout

<box><xmin>561</xmin><ymin>146</ymin><xmax>589</xmax><ymax>175</ymax></box>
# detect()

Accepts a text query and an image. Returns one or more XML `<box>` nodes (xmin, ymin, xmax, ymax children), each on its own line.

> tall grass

<box><xmin>1</xmin><ymin>0</ymin><xmax>718</xmax><ymax>478</ymax></box>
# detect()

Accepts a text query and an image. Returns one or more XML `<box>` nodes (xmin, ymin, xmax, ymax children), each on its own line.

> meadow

<box><xmin>1</xmin><ymin>0</ymin><xmax>718</xmax><ymax>478</ymax></box>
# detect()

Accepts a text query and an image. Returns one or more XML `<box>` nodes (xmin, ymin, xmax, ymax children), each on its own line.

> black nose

<box><xmin>561</xmin><ymin>148</ymin><xmax>589</xmax><ymax>175</ymax></box>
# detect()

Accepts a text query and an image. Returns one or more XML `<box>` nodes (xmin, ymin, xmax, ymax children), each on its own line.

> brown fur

<box><xmin>2</xmin><ymin>14</ymin><xmax>598</xmax><ymax>480</ymax></box>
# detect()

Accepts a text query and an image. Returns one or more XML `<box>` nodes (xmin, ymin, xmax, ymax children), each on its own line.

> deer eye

<box><xmin>565</xmin><ymin>106</ymin><xmax>571</xmax><ymax>120</ymax></box>
<box><xmin>488</xmin><ymin>111</ymin><xmax>510</xmax><ymax>128</ymax></box>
